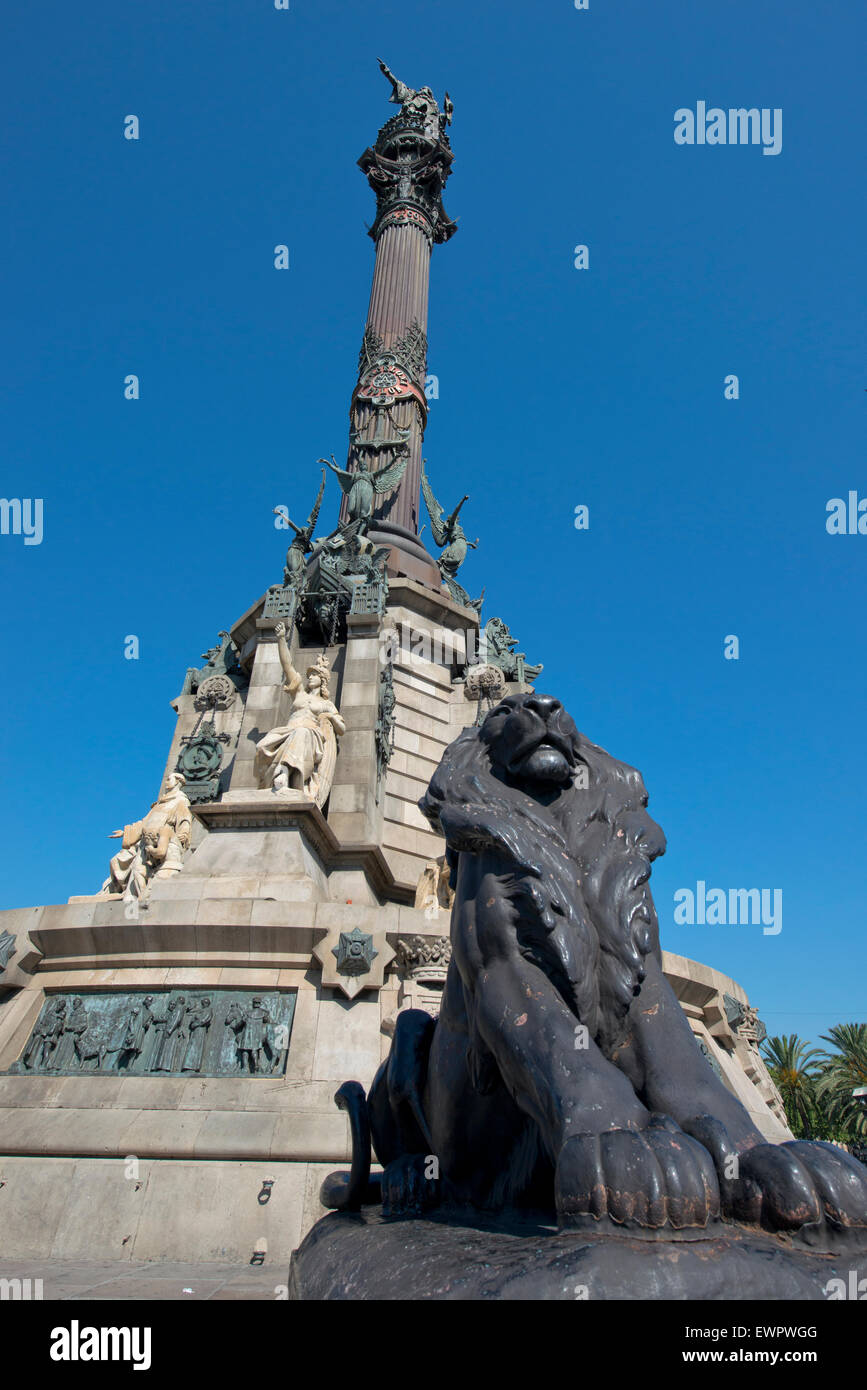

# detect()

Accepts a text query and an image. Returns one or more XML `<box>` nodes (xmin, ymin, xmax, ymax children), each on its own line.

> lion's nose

<box><xmin>525</xmin><ymin>693</ymin><xmax>561</xmax><ymax>719</ymax></box>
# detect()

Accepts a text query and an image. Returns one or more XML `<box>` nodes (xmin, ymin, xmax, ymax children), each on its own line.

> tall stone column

<box><xmin>340</xmin><ymin>63</ymin><xmax>457</xmax><ymax>587</ymax></box>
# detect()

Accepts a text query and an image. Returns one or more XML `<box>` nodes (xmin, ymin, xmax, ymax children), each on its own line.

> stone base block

<box><xmin>0</xmin><ymin>1155</ymin><xmax>336</xmax><ymax>1266</ymax></box>
<box><xmin>288</xmin><ymin>1210</ymin><xmax>867</xmax><ymax>1301</ymax></box>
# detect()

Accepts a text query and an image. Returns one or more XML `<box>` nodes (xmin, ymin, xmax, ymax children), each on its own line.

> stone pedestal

<box><xmin>289</xmin><ymin>1210</ymin><xmax>867</xmax><ymax>1301</ymax></box>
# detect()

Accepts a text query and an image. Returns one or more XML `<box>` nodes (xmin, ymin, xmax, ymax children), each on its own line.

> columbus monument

<box><xmin>1</xmin><ymin>64</ymin><xmax>859</xmax><ymax>1295</ymax></box>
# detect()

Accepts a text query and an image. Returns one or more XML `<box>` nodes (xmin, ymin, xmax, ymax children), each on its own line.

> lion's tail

<box><xmin>318</xmin><ymin>1080</ymin><xmax>379</xmax><ymax>1211</ymax></box>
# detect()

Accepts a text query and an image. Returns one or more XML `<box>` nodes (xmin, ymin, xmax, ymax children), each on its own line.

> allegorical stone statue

<box><xmin>274</xmin><ymin>467</ymin><xmax>326</xmax><ymax>589</ymax></box>
<box><xmin>324</xmin><ymin>452</ymin><xmax>408</xmax><ymax>532</ymax></box>
<box><xmin>413</xmin><ymin>856</ymin><xmax>454</xmax><ymax>915</ymax></box>
<box><xmin>103</xmin><ymin>773</ymin><xmax>193</xmax><ymax>902</ymax></box>
<box><xmin>323</xmin><ymin>692</ymin><xmax>867</xmax><ymax>1251</ymax></box>
<box><xmin>254</xmin><ymin>623</ymin><xmax>345</xmax><ymax>806</ymax></box>
<box><xmin>420</xmin><ymin>467</ymin><xmax>482</xmax><ymax>611</ymax></box>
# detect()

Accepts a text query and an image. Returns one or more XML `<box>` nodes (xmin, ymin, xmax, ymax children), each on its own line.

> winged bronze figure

<box><xmin>323</xmin><ymin>451</ymin><xmax>409</xmax><ymax>531</ymax></box>
<box><xmin>420</xmin><ymin>464</ymin><xmax>483</xmax><ymax>611</ymax></box>
<box><xmin>274</xmin><ymin>467</ymin><xmax>326</xmax><ymax>588</ymax></box>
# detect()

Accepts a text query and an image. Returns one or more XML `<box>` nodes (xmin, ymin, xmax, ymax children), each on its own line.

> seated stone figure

<box><xmin>325</xmin><ymin>693</ymin><xmax>867</xmax><ymax>1249</ymax></box>
<box><xmin>103</xmin><ymin>772</ymin><xmax>192</xmax><ymax>902</ymax></box>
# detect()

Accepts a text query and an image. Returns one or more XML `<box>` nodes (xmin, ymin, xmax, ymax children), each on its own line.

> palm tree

<box><xmin>816</xmin><ymin>1023</ymin><xmax>867</xmax><ymax>1141</ymax></box>
<box><xmin>760</xmin><ymin>1034</ymin><xmax>824</xmax><ymax>1138</ymax></box>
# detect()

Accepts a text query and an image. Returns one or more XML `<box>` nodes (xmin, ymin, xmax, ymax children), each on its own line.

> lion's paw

<box><xmin>381</xmin><ymin>1153</ymin><xmax>440</xmax><ymax>1219</ymax></box>
<box><xmin>555</xmin><ymin>1114</ymin><xmax>720</xmax><ymax>1233</ymax></box>
<box><xmin>681</xmin><ymin>1116</ymin><xmax>867</xmax><ymax>1248</ymax></box>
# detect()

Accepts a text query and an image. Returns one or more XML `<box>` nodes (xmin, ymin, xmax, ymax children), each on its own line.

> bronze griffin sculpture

<box><xmin>323</xmin><ymin>693</ymin><xmax>867</xmax><ymax>1250</ymax></box>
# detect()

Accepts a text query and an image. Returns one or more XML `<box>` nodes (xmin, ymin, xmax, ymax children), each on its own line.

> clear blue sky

<box><xmin>2</xmin><ymin>1</ymin><xmax>864</xmax><ymax>1047</ymax></box>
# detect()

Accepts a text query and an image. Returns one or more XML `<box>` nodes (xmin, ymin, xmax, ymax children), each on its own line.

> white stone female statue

<box><xmin>254</xmin><ymin>622</ymin><xmax>345</xmax><ymax>806</ymax></box>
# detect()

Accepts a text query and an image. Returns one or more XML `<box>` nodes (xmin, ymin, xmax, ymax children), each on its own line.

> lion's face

<box><xmin>480</xmin><ymin>693</ymin><xmax>580</xmax><ymax>787</ymax></box>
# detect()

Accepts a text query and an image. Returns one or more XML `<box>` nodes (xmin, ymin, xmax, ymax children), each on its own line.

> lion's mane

<box><xmin>419</xmin><ymin>701</ymin><xmax>666</xmax><ymax>1055</ymax></box>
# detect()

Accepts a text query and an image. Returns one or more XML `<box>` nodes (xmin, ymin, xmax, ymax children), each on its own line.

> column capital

<box><xmin>359</xmin><ymin>62</ymin><xmax>457</xmax><ymax>245</ymax></box>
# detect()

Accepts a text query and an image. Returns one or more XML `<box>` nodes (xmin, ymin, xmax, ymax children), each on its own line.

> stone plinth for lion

<box><xmin>289</xmin><ymin>692</ymin><xmax>867</xmax><ymax>1300</ymax></box>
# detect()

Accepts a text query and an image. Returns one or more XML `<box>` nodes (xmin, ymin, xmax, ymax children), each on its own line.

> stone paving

<box><xmin>0</xmin><ymin>1260</ymin><xmax>288</xmax><ymax>1300</ymax></box>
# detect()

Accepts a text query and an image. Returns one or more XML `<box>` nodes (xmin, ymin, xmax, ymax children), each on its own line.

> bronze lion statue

<box><xmin>324</xmin><ymin>692</ymin><xmax>867</xmax><ymax>1248</ymax></box>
